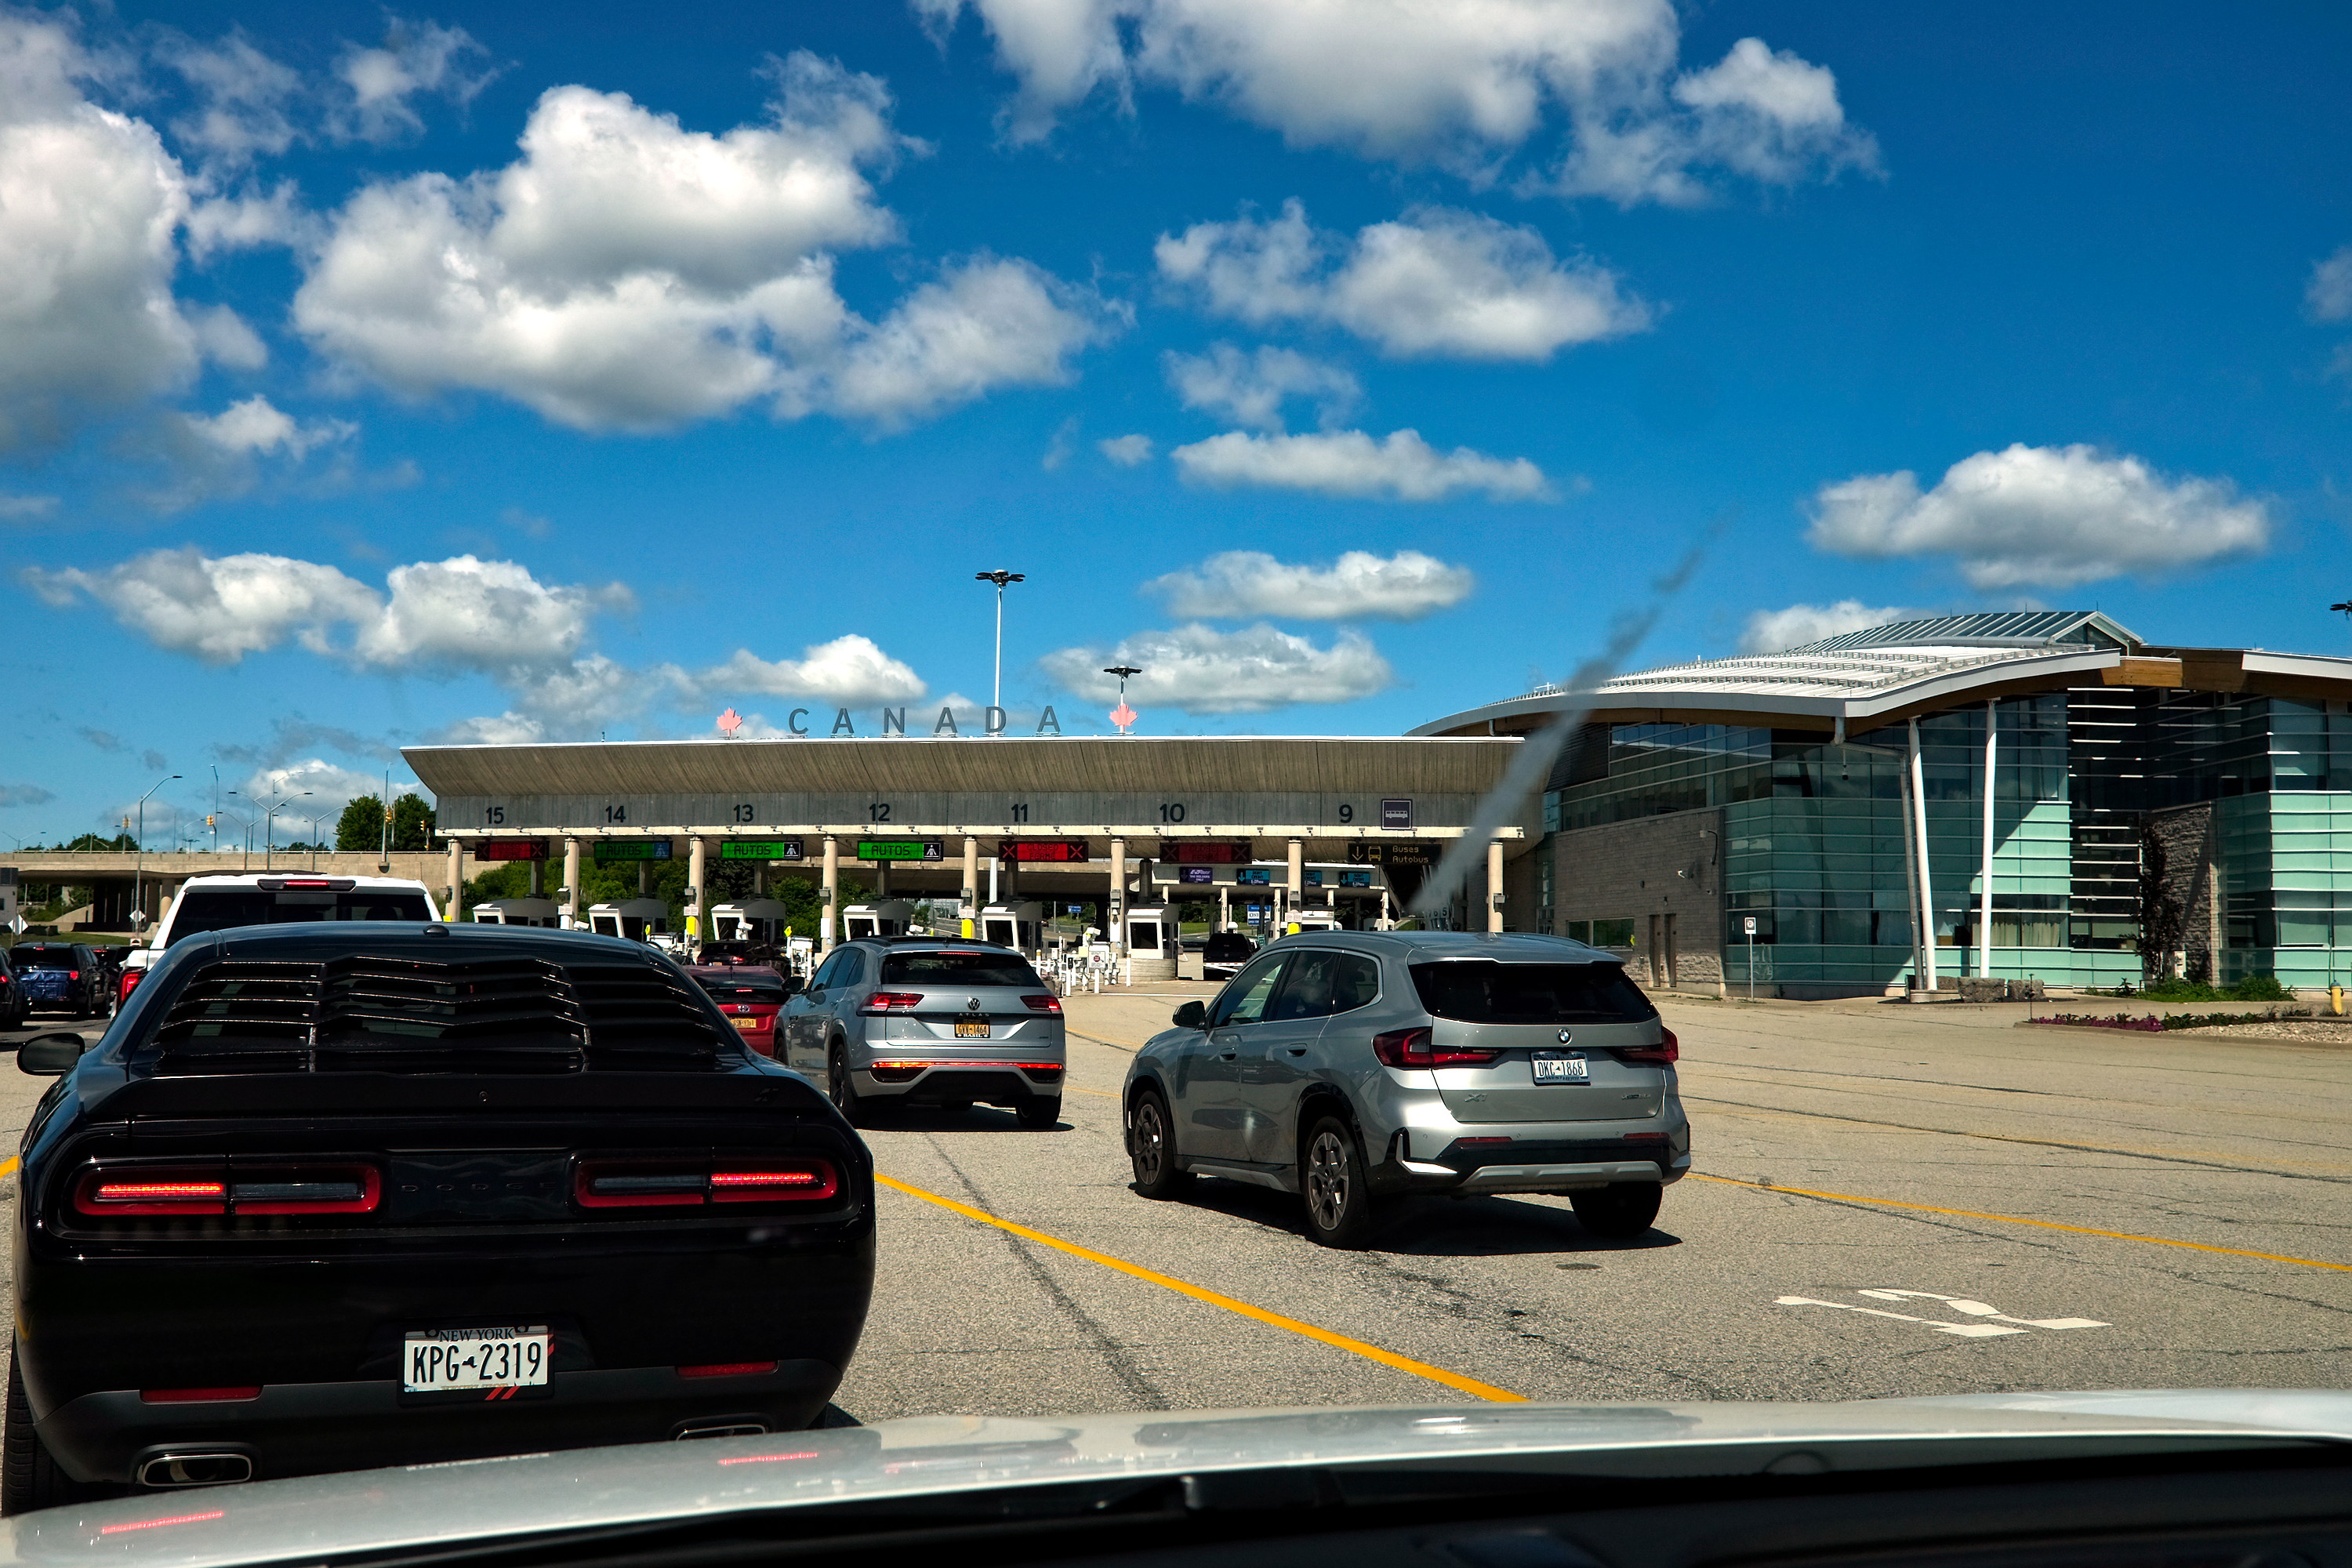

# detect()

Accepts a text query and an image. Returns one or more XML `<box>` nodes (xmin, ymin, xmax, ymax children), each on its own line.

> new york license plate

<box><xmin>955</xmin><ymin>1018</ymin><xmax>990</xmax><ymax>1038</ymax></box>
<box><xmin>729</xmin><ymin>1015</ymin><xmax>761</xmax><ymax>1032</ymax></box>
<box><xmin>403</xmin><ymin>1327</ymin><xmax>550</xmax><ymax>1392</ymax></box>
<box><xmin>1531</xmin><ymin>1054</ymin><xmax>1590</xmax><ymax>1083</ymax></box>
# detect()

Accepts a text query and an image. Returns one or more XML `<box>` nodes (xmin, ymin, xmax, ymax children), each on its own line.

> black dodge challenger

<box><xmin>3</xmin><ymin>922</ymin><xmax>874</xmax><ymax>1512</ymax></box>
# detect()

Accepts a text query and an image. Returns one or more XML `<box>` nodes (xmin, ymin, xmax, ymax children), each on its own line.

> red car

<box><xmin>686</xmin><ymin>964</ymin><xmax>792</xmax><ymax>1056</ymax></box>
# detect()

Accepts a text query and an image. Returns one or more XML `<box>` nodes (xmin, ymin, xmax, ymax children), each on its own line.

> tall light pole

<box><xmin>974</xmin><ymin>569</ymin><xmax>1025</xmax><ymax>710</ymax></box>
<box><xmin>303</xmin><ymin>810</ymin><xmax>330</xmax><ymax>869</ymax></box>
<box><xmin>263</xmin><ymin>793</ymin><xmax>309</xmax><ymax>870</ymax></box>
<box><xmin>133</xmin><ymin>775</ymin><xmax>180</xmax><ymax>933</ymax></box>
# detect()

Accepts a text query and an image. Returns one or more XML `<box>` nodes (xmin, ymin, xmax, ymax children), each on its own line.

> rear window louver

<box><xmin>145</xmin><ymin>954</ymin><xmax>722</xmax><ymax>1073</ymax></box>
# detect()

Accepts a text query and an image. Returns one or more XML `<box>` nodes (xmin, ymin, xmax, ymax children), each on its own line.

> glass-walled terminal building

<box><xmin>1414</xmin><ymin>612</ymin><xmax>2352</xmax><ymax>998</ymax></box>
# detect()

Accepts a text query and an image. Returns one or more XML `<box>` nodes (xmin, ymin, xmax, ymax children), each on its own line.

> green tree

<box><xmin>391</xmin><ymin>793</ymin><xmax>436</xmax><ymax>851</ymax></box>
<box><xmin>336</xmin><ymin>795</ymin><xmax>386</xmax><ymax>852</ymax></box>
<box><xmin>63</xmin><ymin>832</ymin><xmax>136</xmax><ymax>851</ymax></box>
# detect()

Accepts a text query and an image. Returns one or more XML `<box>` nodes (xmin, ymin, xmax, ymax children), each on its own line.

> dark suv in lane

<box><xmin>3</xmin><ymin>944</ymin><xmax>104</xmax><ymax>1019</ymax></box>
<box><xmin>4</xmin><ymin>923</ymin><xmax>873</xmax><ymax>1512</ymax></box>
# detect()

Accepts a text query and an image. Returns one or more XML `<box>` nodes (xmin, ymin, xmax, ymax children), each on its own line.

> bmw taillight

<box><xmin>1371</xmin><ymin>1027</ymin><xmax>1500</xmax><ymax>1069</ymax></box>
<box><xmin>572</xmin><ymin>1158</ymin><xmax>838</xmax><ymax>1208</ymax></box>
<box><xmin>1617</xmin><ymin>1027</ymin><xmax>1679</xmax><ymax>1065</ymax></box>
<box><xmin>856</xmin><ymin>992</ymin><xmax>924</xmax><ymax>1014</ymax></box>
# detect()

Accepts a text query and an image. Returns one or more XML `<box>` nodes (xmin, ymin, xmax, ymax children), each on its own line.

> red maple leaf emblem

<box><xmin>716</xmin><ymin>707</ymin><xmax>743</xmax><ymax>737</ymax></box>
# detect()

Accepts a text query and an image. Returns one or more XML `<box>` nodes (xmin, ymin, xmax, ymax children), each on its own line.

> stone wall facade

<box><xmin>1544</xmin><ymin>808</ymin><xmax>1728</xmax><ymax>996</ymax></box>
<box><xmin>2142</xmin><ymin>801</ymin><xmax>2220</xmax><ymax>983</ymax></box>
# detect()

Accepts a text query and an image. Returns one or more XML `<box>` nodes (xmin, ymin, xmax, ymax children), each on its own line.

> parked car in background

<box><xmin>780</xmin><ymin>938</ymin><xmax>1065</xmax><ymax>1127</ymax></box>
<box><xmin>1123</xmin><ymin>931</ymin><xmax>1690</xmax><ymax>1248</ymax></box>
<box><xmin>686</xmin><ymin>963</ymin><xmax>793</xmax><ymax>1057</ymax></box>
<box><xmin>5</xmin><ymin>922</ymin><xmax>874</xmax><ymax>1512</ymax></box>
<box><xmin>4</xmin><ymin>942</ymin><xmax>103</xmax><ymax>1018</ymax></box>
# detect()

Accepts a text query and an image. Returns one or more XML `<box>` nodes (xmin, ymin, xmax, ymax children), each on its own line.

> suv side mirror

<box><xmin>1171</xmin><ymin>1000</ymin><xmax>1207</xmax><ymax>1029</ymax></box>
<box><xmin>18</xmin><ymin>1032</ymin><xmax>88</xmax><ymax>1076</ymax></box>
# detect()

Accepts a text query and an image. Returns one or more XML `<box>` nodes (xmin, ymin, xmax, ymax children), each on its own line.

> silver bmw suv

<box><xmin>778</xmin><ymin>938</ymin><xmax>1067</xmax><ymax>1127</ymax></box>
<box><xmin>1121</xmin><ymin>931</ymin><xmax>1690</xmax><ymax>1247</ymax></box>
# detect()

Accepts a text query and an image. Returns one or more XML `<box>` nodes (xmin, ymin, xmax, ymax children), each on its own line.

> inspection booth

<box><xmin>587</xmin><ymin>898</ymin><xmax>670</xmax><ymax>943</ymax></box>
<box><xmin>980</xmin><ymin>902</ymin><xmax>1044</xmax><ymax>952</ymax></box>
<box><xmin>470</xmin><ymin>897</ymin><xmax>561</xmax><ymax>928</ymax></box>
<box><xmin>840</xmin><ymin>900</ymin><xmax>916</xmax><ymax>940</ymax></box>
<box><xmin>709</xmin><ymin>898</ymin><xmax>792</xmax><ymax>943</ymax></box>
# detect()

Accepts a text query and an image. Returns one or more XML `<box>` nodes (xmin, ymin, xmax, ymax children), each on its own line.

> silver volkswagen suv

<box><xmin>779</xmin><ymin>938</ymin><xmax>1067</xmax><ymax>1128</ymax></box>
<box><xmin>1121</xmin><ymin>931</ymin><xmax>1690</xmax><ymax>1247</ymax></box>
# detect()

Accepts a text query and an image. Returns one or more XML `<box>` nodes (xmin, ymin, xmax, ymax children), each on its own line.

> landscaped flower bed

<box><xmin>2030</xmin><ymin>1007</ymin><xmax>2313</xmax><ymax>1033</ymax></box>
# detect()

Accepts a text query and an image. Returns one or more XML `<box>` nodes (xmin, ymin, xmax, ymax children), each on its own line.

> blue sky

<box><xmin>3</xmin><ymin>0</ymin><xmax>2350</xmax><ymax>846</ymax></box>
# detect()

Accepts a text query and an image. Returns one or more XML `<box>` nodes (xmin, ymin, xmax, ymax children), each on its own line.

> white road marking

<box><xmin>1774</xmin><ymin>1295</ymin><xmax>2024</xmax><ymax>1337</ymax></box>
<box><xmin>1855</xmin><ymin>1288</ymin><xmax>2110</xmax><ymax>1329</ymax></box>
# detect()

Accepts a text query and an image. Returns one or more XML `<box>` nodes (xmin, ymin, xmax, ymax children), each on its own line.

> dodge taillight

<box><xmin>72</xmin><ymin>1163</ymin><xmax>380</xmax><ymax>1218</ymax></box>
<box><xmin>1616</xmin><ymin>1027</ymin><xmax>1679</xmax><ymax>1064</ymax></box>
<box><xmin>572</xmin><ymin>1159</ymin><xmax>838</xmax><ymax>1208</ymax></box>
<box><xmin>856</xmin><ymin>992</ymin><xmax>924</xmax><ymax>1014</ymax></box>
<box><xmin>1371</xmin><ymin>1027</ymin><xmax>1500</xmax><ymax>1069</ymax></box>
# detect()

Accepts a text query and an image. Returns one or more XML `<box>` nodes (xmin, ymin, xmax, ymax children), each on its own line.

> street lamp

<box><xmin>133</xmin><ymin>774</ymin><xmax>180</xmax><ymax>933</ymax></box>
<box><xmin>974</xmin><ymin>568</ymin><xmax>1025</xmax><ymax>710</ymax></box>
<box><xmin>263</xmin><ymin>793</ymin><xmax>310</xmax><ymax>870</ymax></box>
<box><xmin>303</xmin><ymin>810</ymin><xmax>331</xmax><ymax>869</ymax></box>
<box><xmin>1103</xmin><ymin>665</ymin><xmax>1142</xmax><ymax>735</ymax></box>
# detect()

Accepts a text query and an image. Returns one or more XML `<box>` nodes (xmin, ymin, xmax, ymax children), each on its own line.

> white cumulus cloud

<box><xmin>1147</xmin><ymin>549</ymin><xmax>1474</xmax><ymax>620</ymax></box>
<box><xmin>0</xmin><ymin>12</ymin><xmax>200</xmax><ymax>450</ymax></box>
<box><xmin>332</xmin><ymin>16</ymin><xmax>497</xmax><ymax>143</ymax></box>
<box><xmin>186</xmin><ymin>395</ymin><xmax>353</xmax><ymax>459</ymax></box>
<box><xmin>699</xmin><ymin>635</ymin><xmax>928</xmax><ymax>705</ymax></box>
<box><xmin>1806</xmin><ymin>444</ymin><xmax>2272</xmax><ymax>590</ymax></box>
<box><xmin>294</xmin><ymin>53</ymin><xmax>1112</xmax><ymax>432</ymax></box>
<box><xmin>240</xmin><ymin>757</ymin><xmax>387</xmax><ymax>820</ymax></box>
<box><xmin>1171</xmin><ymin>427</ymin><xmax>1551</xmax><ymax>503</ymax></box>
<box><xmin>353</xmin><ymin>555</ymin><xmax>629</xmax><ymax>668</ymax></box>
<box><xmin>1098</xmin><ymin>433</ymin><xmax>1154</xmax><ymax>465</ymax></box>
<box><xmin>1738</xmin><ymin>599</ymin><xmax>1912</xmax><ymax>655</ymax></box>
<box><xmin>921</xmin><ymin>0</ymin><xmax>1873</xmax><ymax>203</ymax></box>
<box><xmin>1164</xmin><ymin>342</ymin><xmax>1358</xmax><ymax>430</ymax></box>
<box><xmin>1158</xmin><ymin>201</ymin><xmax>1646</xmax><ymax>360</ymax></box>
<box><xmin>1041</xmin><ymin>622</ymin><xmax>1392</xmax><ymax>713</ymax></box>
<box><xmin>19</xmin><ymin>547</ymin><xmax>381</xmax><ymax>663</ymax></box>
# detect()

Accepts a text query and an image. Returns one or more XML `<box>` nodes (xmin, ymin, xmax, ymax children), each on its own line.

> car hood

<box><xmin>10</xmin><ymin>1392</ymin><xmax>2352</xmax><ymax>1568</ymax></box>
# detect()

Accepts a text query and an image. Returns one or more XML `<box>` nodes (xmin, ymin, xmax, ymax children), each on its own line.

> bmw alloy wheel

<box><xmin>1306</xmin><ymin>1128</ymin><xmax>1351</xmax><ymax>1232</ymax></box>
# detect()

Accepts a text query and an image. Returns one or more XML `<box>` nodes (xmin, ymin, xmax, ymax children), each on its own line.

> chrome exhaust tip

<box><xmin>137</xmin><ymin>1451</ymin><xmax>253</xmax><ymax>1488</ymax></box>
<box><xmin>673</xmin><ymin>1421</ymin><xmax>768</xmax><ymax>1440</ymax></box>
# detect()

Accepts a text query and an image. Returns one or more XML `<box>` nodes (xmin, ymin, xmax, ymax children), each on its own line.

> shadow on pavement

<box><xmin>1163</xmin><ymin>1174</ymin><xmax>1682</xmax><ymax>1256</ymax></box>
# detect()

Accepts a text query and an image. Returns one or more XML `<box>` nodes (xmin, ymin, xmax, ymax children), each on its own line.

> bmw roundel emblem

<box><xmin>1556</xmin><ymin>1029</ymin><xmax>1573</xmax><ymax>1044</ymax></box>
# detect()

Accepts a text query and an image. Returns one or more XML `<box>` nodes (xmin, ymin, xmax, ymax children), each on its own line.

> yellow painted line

<box><xmin>875</xmin><ymin>1173</ymin><xmax>1524</xmax><ymax>1403</ymax></box>
<box><xmin>1064</xmin><ymin>1083</ymin><xmax>1120</xmax><ymax>1098</ymax></box>
<box><xmin>0</xmin><ymin>1157</ymin><xmax>15</xmax><ymax>1179</ymax></box>
<box><xmin>1691</xmin><ymin>1172</ymin><xmax>2352</xmax><ymax>1273</ymax></box>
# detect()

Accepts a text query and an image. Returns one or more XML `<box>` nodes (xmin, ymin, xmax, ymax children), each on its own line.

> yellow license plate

<box><xmin>730</xmin><ymin>1016</ymin><xmax>761</xmax><ymax>1032</ymax></box>
<box><xmin>955</xmin><ymin>1018</ymin><xmax>989</xmax><ymax>1038</ymax></box>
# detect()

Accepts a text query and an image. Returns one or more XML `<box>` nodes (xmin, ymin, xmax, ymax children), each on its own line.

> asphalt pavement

<box><xmin>834</xmin><ymin>987</ymin><xmax>2352</xmax><ymax>1417</ymax></box>
<box><xmin>2</xmin><ymin>993</ymin><xmax>2347</xmax><ymax>1424</ymax></box>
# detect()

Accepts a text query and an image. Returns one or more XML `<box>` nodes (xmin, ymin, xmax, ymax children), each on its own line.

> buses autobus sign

<box><xmin>1347</xmin><ymin>841</ymin><xmax>1434</xmax><ymax>866</ymax></box>
<box><xmin>720</xmin><ymin>840</ymin><xmax>804</xmax><ymax>861</ymax></box>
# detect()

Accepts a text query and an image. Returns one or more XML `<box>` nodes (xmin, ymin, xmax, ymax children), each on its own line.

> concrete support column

<box><xmin>875</xmin><ymin>860</ymin><xmax>891</xmax><ymax>898</ymax></box>
<box><xmin>1978</xmin><ymin>699</ymin><xmax>1997</xmax><ymax>980</ymax></box>
<box><xmin>687</xmin><ymin>835</ymin><xmax>706</xmax><ymax>942</ymax></box>
<box><xmin>1109</xmin><ymin>837</ymin><xmax>1127</xmax><ymax>951</ymax></box>
<box><xmin>820</xmin><ymin>836</ymin><xmax>840</xmax><ymax>950</ymax></box>
<box><xmin>1287</xmin><ymin>837</ymin><xmax>1304</xmax><ymax>932</ymax></box>
<box><xmin>562</xmin><ymin>838</ymin><xmax>580</xmax><ymax>929</ymax></box>
<box><xmin>1218</xmin><ymin>883</ymin><xmax>1229</xmax><ymax>931</ymax></box>
<box><xmin>1908</xmin><ymin>717</ymin><xmax>1939</xmax><ymax>995</ymax></box>
<box><xmin>528</xmin><ymin>855</ymin><xmax>544</xmax><ymax>898</ymax></box>
<box><xmin>445</xmin><ymin>840</ymin><xmax>463</xmax><ymax>923</ymax></box>
<box><xmin>1486</xmin><ymin>837</ymin><xmax>1505</xmax><ymax>932</ymax></box>
<box><xmin>962</xmin><ymin>837</ymin><xmax>979</xmax><ymax>938</ymax></box>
